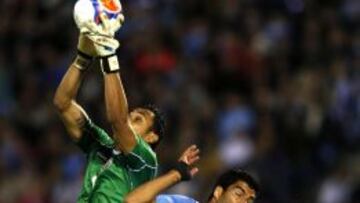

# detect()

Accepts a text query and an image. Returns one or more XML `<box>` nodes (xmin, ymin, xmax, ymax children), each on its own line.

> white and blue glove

<box><xmin>75</xmin><ymin>11</ymin><xmax>124</xmax><ymax>72</ymax></box>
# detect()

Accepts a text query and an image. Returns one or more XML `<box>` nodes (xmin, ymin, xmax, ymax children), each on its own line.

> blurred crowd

<box><xmin>0</xmin><ymin>0</ymin><xmax>359</xmax><ymax>202</ymax></box>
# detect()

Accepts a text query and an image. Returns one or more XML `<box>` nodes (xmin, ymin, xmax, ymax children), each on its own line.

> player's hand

<box><xmin>77</xmin><ymin>33</ymin><xmax>97</xmax><ymax>56</ymax></box>
<box><xmin>81</xmin><ymin>11</ymin><xmax>124</xmax><ymax>37</ymax></box>
<box><xmin>175</xmin><ymin>145</ymin><xmax>200</xmax><ymax>180</ymax></box>
<box><xmin>77</xmin><ymin>33</ymin><xmax>119</xmax><ymax>57</ymax></box>
<box><xmin>78</xmin><ymin>10</ymin><xmax>122</xmax><ymax>57</ymax></box>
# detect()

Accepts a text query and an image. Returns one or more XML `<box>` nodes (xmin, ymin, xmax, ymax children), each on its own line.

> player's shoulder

<box><xmin>156</xmin><ymin>194</ymin><xmax>198</xmax><ymax>203</ymax></box>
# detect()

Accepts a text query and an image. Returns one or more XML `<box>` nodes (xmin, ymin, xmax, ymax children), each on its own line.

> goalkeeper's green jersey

<box><xmin>76</xmin><ymin>120</ymin><xmax>158</xmax><ymax>203</ymax></box>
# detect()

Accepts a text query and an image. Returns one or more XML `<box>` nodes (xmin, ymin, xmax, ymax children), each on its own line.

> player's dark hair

<box><xmin>144</xmin><ymin>104</ymin><xmax>165</xmax><ymax>149</ymax></box>
<box><xmin>208</xmin><ymin>169</ymin><xmax>259</xmax><ymax>200</ymax></box>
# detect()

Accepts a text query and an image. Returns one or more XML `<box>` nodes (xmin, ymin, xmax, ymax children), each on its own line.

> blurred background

<box><xmin>0</xmin><ymin>0</ymin><xmax>359</xmax><ymax>202</ymax></box>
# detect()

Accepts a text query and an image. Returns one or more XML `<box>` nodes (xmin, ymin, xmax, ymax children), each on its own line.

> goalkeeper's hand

<box><xmin>74</xmin><ymin>11</ymin><xmax>122</xmax><ymax>70</ymax></box>
<box><xmin>77</xmin><ymin>11</ymin><xmax>123</xmax><ymax>57</ymax></box>
<box><xmin>80</xmin><ymin>13</ymin><xmax>125</xmax><ymax>37</ymax></box>
<box><xmin>77</xmin><ymin>33</ymin><xmax>119</xmax><ymax>57</ymax></box>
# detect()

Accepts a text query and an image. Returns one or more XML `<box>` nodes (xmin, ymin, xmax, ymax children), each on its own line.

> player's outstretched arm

<box><xmin>103</xmin><ymin>66</ymin><xmax>137</xmax><ymax>153</ymax></box>
<box><xmin>53</xmin><ymin>55</ymin><xmax>92</xmax><ymax>142</ymax></box>
<box><xmin>53</xmin><ymin>33</ymin><xmax>97</xmax><ymax>142</ymax></box>
<box><xmin>86</xmin><ymin>13</ymin><xmax>137</xmax><ymax>153</ymax></box>
<box><xmin>124</xmin><ymin>145</ymin><xmax>200</xmax><ymax>203</ymax></box>
<box><xmin>74</xmin><ymin>11</ymin><xmax>129</xmax><ymax>152</ymax></box>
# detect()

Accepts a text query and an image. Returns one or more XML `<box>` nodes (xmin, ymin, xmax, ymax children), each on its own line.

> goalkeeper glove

<box><xmin>80</xmin><ymin>13</ymin><xmax>125</xmax><ymax>37</ymax></box>
<box><xmin>73</xmin><ymin>33</ymin><xmax>119</xmax><ymax>71</ymax></box>
<box><xmin>75</xmin><ymin>12</ymin><xmax>123</xmax><ymax>71</ymax></box>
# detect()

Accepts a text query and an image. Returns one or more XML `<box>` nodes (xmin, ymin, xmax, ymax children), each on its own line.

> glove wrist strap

<box><xmin>73</xmin><ymin>50</ymin><xmax>93</xmax><ymax>71</ymax></box>
<box><xmin>100</xmin><ymin>54</ymin><xmax>120</xmax><ymax>74</ymax></box>
<box><xmin>173</xmin><ymin>162</ymin><xmax>191</xmax><ymax>181</ymax></box>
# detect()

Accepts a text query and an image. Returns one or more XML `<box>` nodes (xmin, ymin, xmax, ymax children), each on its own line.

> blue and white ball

<box><xmin>74</xmin><ymin>0</ymin><xmax>122</xmax><ymax>30</ymax></box>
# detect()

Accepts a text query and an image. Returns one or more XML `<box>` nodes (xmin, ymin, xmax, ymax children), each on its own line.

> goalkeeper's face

<box><xmin>129</xmin><ymin>108</ymin><xmax>159</xmax><ymax>145</ymax></box>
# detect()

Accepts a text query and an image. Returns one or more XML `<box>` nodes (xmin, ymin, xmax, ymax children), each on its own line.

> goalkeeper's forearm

<box><xmin>53</xmin><ymin>53</ymin><xmax>94</xmax><ymax>141</ymax></box>
<box><xmin>53</xmin><ymin>43</ymin><xmax>93</xmax><ymax>110</ymax></box>
<box><xmin>101</xmin><ymin>55</ymin><xmax>137</xmax><ymax>153</ymax></box>
<box><xmin>53</xmin><ymin>63</ymin><xmax>84</xmax><ymax>111</ymax></box>
<box><xmin>103</xmin><ymin>70</ymin><xmax>129</xmax><ymax>127</ymax></box>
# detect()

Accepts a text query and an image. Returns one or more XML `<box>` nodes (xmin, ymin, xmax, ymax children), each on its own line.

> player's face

<box><xmin>216</xmin><ymin>181</ymin><xmax>256</xmax><ymax>203</ymax></box>
<box><xmin>129</xmin><ymin>108</ymin><xmax>157</xmax><ymax>142</ymax></box>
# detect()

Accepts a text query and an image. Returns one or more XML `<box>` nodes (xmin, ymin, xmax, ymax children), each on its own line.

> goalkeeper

<box><xmin>53</xmin><ymin>10</ymin><xmax>165</xmax><ymax>203</ymax></box>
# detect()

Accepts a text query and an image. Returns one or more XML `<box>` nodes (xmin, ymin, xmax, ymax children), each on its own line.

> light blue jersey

<box><xmin>156</xmin><ymin>194</ymin><xmax>198</xmax><ymax>203</ymax></box>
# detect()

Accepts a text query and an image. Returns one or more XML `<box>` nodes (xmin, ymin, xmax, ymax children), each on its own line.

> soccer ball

<box><xmin>74</xmin><ymin>0</ymin><xmax>123</xmax><ymax>31</ymax></box>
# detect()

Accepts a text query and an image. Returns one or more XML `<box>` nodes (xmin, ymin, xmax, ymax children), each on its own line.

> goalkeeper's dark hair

<box><xmin>208</xmin><ymin>169</ymin><xmax>259</xmax><ymax>200</ymax></box>
<box><xmin>144</xmin><ymin>104</ymin><xmax>165</xmax><ymax>149</ymax></box>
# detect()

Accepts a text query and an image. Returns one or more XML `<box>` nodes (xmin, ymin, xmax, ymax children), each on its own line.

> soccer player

<box><xmin>125</xmin><ymin>168</ymin><xmax>258</xmax><ymax>203</ymax></box>
<box><xmin>53</xmin><ymin>13</ymin><xmax>165</xmax><ymax>202</ymax></box>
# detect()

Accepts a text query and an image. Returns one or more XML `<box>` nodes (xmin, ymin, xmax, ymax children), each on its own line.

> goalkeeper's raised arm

<box><xmin>53</xmin><ymin>35</ymin><xmax>96</xmax><ymax>142</ymax></box>
<box><xmin>53</xmin><ymin>31</ymin><xmax>116</xmax><ymax>151</ymax></box>
<box><xmin>94</xmin><ymin>13</ymin><xmax>164</xmax><ymax>154</ymax></box>
<box><xmin>80</xmin><ymin>11</ymin><xmax>166</xmax><ymax>202</ymax></box>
